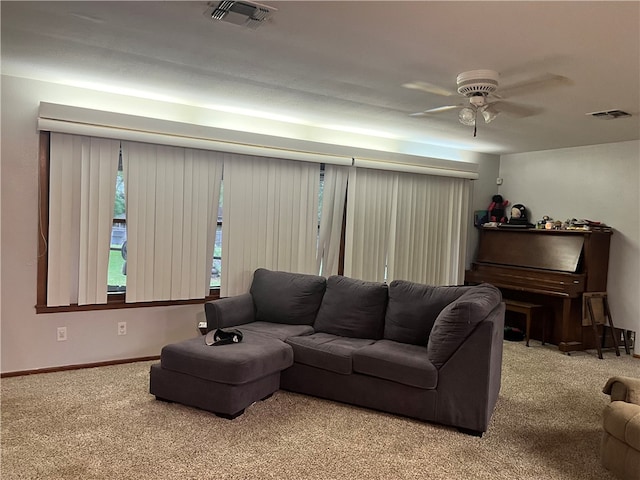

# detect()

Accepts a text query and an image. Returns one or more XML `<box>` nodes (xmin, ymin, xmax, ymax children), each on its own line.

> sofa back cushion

<box><xmin>313</xmin><ymin>275</ymin><xmax>388</xmax><ymax>339</ymax></box>
<box><xmin>384</xmin><ymin>281</ymin><xmax>471</xmax><ymax>346</ymax></box>
<box><xmin>427</xmin><ymin>283</ymin><xmax>502</xmax><ymax>367</ymax></box>
<box><xmin>250</xmin><ymin>268</ymin><xmax>326</xmax><ymax>325</ymax></box>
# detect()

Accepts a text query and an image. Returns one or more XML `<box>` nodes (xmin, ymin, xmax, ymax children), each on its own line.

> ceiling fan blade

<box><xmin>498</xmin><ymin>55</ymin><xmax>572</xmax><ymax>79</ymax></box>
<box><xmin>498</xmin><ymin>73</ymin><xmax>572</xmax><ymax>98</ymax></box>
<box><xmin>402</xmin><ymin>81</ymin><xmax>458</xmax><ymax>97</ymax></box>
<box><xmin>410</xmin><ymin>105</ymin><xmax>462</xmax><ymax>116</ymax></box>
<box><xmin>491</xmin><ymin>100</ymin><xmax>543</xmax><ymax>118</ymax></box>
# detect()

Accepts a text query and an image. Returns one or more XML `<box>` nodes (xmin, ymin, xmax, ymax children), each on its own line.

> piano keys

<box><xmin>465</xmin><ymin>227</ymin><xmax>612</xmax><ymax>352</ymax></box>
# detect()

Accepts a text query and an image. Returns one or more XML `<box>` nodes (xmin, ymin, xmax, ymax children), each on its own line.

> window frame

<box><xmin>36</xmin><ymin>132</ymin><xmax>220</xmax><ymax>313</ymax></box>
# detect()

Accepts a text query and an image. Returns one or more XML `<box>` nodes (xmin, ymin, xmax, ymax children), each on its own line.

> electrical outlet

<box><xmin>118</xmin><ymin>322</ymin><xmax>127</xmax><ymax>336</ymax></box>
<box><xmin>57</xmin><ymin>327</ymin><xmax>67</xmax><ymax>342</ymax></box>
<box><xmin>198</xmin><ymin>321</ymin><xmax>208</xmax><ymax>335</ymax></box>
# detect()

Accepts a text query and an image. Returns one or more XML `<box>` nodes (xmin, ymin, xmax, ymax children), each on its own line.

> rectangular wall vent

<box><xmin>206</xmin><ymin>1</ymin><xmax>276</xmax><ymax>28</ymax></box>
<box><xmin>586</xmin><ymin>109</ymin><xmax>632</xmax><ymax>119</ymax></box>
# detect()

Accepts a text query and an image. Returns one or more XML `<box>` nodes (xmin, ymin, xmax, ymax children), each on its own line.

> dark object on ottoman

<box><xmin>149</xmin><ymin>331</ymin><xmax>293</xmax><ymax>419</ymax></box>
<box><xmin>204</xmin><ymin>328</ymin><xmax>243</xmax><ymax>346</ymax></box>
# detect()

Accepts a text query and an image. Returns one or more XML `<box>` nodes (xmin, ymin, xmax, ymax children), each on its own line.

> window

<box><xmin>210</xmin><ymin>187</ymin><xmax>223</xmax><ymax>289</ymax></box>
<box><xmin>343</xmin><ymin>167</ymin><xmax>471</xmax><ymax>284</ymax></box>
<box><xmin>37</xmin><ymin>132</ymin><xmax>224</xmax><ymax>312</ymax></box>
<box><xmin>219</xmin><ymin>154</ymin><xmax>322</xmax><ymax>297</ymax></box>
<box><xmin>37</xmin><ymin>127</ymin><xmax>470</xmax><ymax>313</ymax></box>
<box><xmin>108</xmin><ymin>156</ymin><xmax>127</xmax><ymax>293</ymax></box>
<box><xmin>38</xmin><ymin>132</ymin><xmax>325</xmax><ymax>311</ymax></box>
<box><xmin>107</xmin><ymin>167</ymin><xmax>224</xmax><ymax>294</ymax></box>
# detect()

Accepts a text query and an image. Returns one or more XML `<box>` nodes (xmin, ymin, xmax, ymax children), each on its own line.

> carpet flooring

<box><xmin>2</xmin><ymin>340</ymin><xmax>638</xmax><ymax>479</ymax></box>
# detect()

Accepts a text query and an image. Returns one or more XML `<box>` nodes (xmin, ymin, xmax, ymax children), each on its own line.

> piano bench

<box><xmin>504</xmin><ymin>300</ymin><xmax>546</xmax><ymax>347</ymax></box>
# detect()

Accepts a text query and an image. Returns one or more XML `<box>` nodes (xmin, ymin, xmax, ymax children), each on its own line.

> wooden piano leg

<box><xmin>558</xmin><ymin>298</ymin><xmax>582</xmax><ymax>354</ymax></box>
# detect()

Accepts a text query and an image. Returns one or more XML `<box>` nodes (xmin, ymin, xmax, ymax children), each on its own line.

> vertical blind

<box><xmin>47</xmin><ymin>133</ymin><xmax>120</xmax><ymax>306</ymax></box>
<box><xmin>45</xmin><ymin>126</ymin><xmax>473</xmax><ymax>307</ymax></box>
<box><xmin>387</xmin><ymin>173</ymin><xmax>471</xmax><ymax>285</ymax></box>
<box><xmin>122</xmin><ymin>142</ymin><xmax>223</xmax><ymax>302</ymax></box>
<box><xmin>316</xmin><ymin>164</ymin><xmax>349</xmax><ymax>276</ymax></box>
<box><xmin>221</xmin><ymin>154</ymin><xmax>320</xmax><ymax>297</ymax></box>
<box><xmin>344</xmin><ymin>167</ymin><xmax>396</xmax><ymax>282</ymax></box>
<box><xmin>344</xmin><ymin>166</ymin><xmax>471</xmax><ymax>286</ymax></box>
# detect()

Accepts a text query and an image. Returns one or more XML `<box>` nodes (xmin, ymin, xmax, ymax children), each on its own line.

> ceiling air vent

<box><xmin>586</xmin><ymin>109</ymin><xmax>632</xmax><ymax>120</ymax></box>
<box><xmin>206</xmin><ymin>1</ymin><xmax>276</xmax><ymax>28</ymax></box>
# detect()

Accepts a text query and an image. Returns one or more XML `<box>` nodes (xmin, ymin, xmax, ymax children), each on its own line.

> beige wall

<box><xmin>0</xmin><ymin>75</ymin><xmax>499</xmax><ymax>373</ymax></box>
<box><xmin>499</xmin><ymin>142</ymin><xmax>640</xmax><ymax>334</ymax></box>
<box><xmin>1</xmin><ymin>75</ymin><xmax>207</xmax><ymax>373</ymax></box>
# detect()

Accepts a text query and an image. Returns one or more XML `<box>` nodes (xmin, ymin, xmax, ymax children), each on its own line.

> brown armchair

<box><xmin>601</xmin><ymin>376</ymin><xmax>640</xmax><ymax>480</ymax></box>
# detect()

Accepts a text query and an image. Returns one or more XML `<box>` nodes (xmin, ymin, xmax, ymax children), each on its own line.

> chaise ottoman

<box><xmin>149</xmin><ymin>331</ymin><xmax>294</xmax><ymax>418</ymax></box>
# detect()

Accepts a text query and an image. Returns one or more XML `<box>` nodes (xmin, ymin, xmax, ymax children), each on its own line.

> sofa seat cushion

<box><xmin>427</xmin><ymin>283</ymin><xmax>502</xmax><ymax>368</ymax></box>
<box><xmin>250</xmin><ymin>268</ymin><xmax>326</xmax><ymax>325</ymax></box>
<box><xmin>238</xmin><ymin>321</ymin><xmax>314</xmax><ymax>341</ymax></box>
<box><xmin>384</xmin><ymin>281</ymin><xmax>471</xmax><ymax>346</ymax></box>
<box><xmin>160</xmin><ymin>332</ymin><xmax>293</xmax><ymax>385</ymax></box>
<box><xmin>352</xmin><ymin>340</ymin><xmax>437</xmax><ymax>390</ymax></box>
<box><xmin>286</xmin><ymin>333</ymin><xmax>375</xmax><ymax>375</ymax></box>
<box><xmin>313</xmin><ymin>275</ymin><xmax>388</xmax><ymax>339</ymax></box>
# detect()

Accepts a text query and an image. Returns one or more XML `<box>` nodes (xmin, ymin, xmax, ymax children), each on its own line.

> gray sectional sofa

<box><xmin>150</xmin><ymin>268</ymin><xmax>505</xmax><ymax>436</ymax></box>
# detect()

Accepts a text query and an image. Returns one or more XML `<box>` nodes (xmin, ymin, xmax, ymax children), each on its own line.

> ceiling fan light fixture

<box><xmin>468</xmin><ymin>94</ymin><xmax>487</xmax><ymax>108</ymax></box>
<box><xmin>481</xmin><ymin>105</ymin><xmax>499</xmax><ymax>123</ymax></box>
<box><xmin>459</xmin><ymin>107</ymin><xmax>476</xmax><ymax>126</ymax></box>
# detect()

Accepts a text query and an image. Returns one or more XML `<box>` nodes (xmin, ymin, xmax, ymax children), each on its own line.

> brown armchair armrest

<box><xmin>603</xmin><ymin>376</ymin><xmax>640</xmax><ymax>404</ymax></box>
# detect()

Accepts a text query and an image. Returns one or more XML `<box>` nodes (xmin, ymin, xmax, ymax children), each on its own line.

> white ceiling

<box><xmin>2</xmin><ymin>1</ymin><xmax>639</xmax><ymax>155</ymax></box>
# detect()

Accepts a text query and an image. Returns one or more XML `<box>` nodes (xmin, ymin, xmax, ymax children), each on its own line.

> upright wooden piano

<box><xmin>465</xmin><ymin>227</ymin><xmax>612</xmax><ymax>352</ymax></box>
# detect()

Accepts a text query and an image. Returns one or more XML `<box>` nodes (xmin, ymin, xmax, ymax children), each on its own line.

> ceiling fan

<box><xmin>404</xmin><ymin>69</ymin><xmax>569</xmax><ymax>136</ymax></box>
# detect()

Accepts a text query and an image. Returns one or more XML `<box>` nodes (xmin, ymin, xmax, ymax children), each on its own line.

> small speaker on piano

<box><xmin>503</xmin><ymin>204</ymin><xmax>534</xmax><ymax>228</ymax></box>
<box><xmin>474</xmin><ymin>210</ymin><xmax>488</xmax><ymax>227</ymax></box>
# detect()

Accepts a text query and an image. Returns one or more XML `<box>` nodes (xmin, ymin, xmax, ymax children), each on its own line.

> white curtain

<box><xmin>344</xmin><ymin>167</ymin><xmax>471</xmax><ymax>285</ymax></box>
<box><xmin>122</xmin><ymin>142</ymin><xmax>223</xmax><ymax>302</ymax></box>
<box><xmin>387</xmin><ymin>173</ymin><xmax>471</xmax><ymax>285</ymax></box>
<box><xmin>344</xmin><ymin>167</ymin><xmax>397</xmax><ymax>282</ymax></box>
<box><xmin>47</xmin><ymin>133</ymin><xmax>120</xmax><ymax>306</ymax></box>
<box><xmin>221</xmin><ymin>154</ymin><xmax>320</xmax><ymax>297</ymax></box>
<box><xmin>316</xmin><ymin>165</ymin><xmax>349</xmax><ymax>276</ymax></box>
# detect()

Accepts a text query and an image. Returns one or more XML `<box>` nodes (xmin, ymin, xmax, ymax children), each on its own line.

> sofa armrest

<box><xmin>603</xmin><ymin>376</ymin><xmax>640</xmax><ymax>405</ymax></box>
<box><xmin>204</xmin><ymin>293</ymin><xmax>255</xmax><ymax>331</ymax></box>
<box><xmin>601</xmin><ymin>401</ymin><xmax>640</xmax><ymax>479</ymax></box>
<box><xmin>603</xmin><ymin>401</ymin><xmax>640</xmax><ymax>450</ymax></box>
<box><xmin>433</xmin><ymin>302</ymin><xmax>505</xmax><ymax>433</ymax></box>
